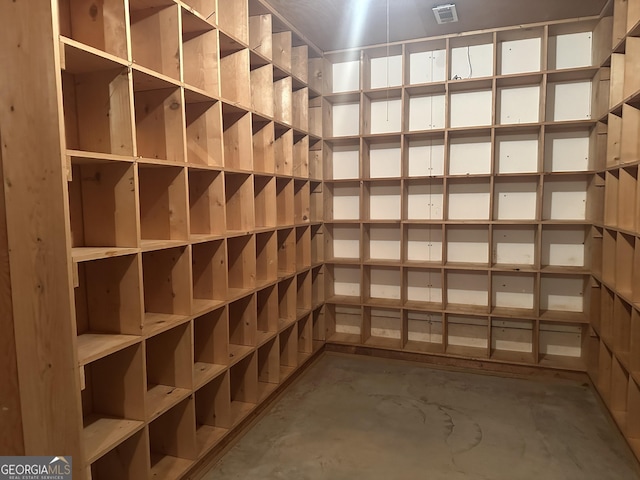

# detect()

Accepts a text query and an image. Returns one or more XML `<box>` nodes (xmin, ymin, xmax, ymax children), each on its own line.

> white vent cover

<box><xmin>432</xmin><ymin>4</ymin><xmax>458</xmax><ymax>24</ymax></box>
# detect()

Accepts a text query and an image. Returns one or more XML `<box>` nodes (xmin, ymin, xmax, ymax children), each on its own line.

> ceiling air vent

<box><xmin>432</xmin><ymin>4</ymin><xmax>458</xmax><ymax>24</ymax></box>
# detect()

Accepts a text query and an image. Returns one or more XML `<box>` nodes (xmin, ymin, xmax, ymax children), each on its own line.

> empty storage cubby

<box><xmin>256</xmin><ymin>285</ymin><xmax>279</xmax><ymax>342</ymax></box>
<box><xmin>406</xmin><ymin>40</ymin><xmax>446</xmax><ymax>85</ymax></box>
<box><xmin>363</xmin><ymin>45</ymin><xmax>402</xmax><ymax>90</ymax></box>
<box><xmin>326</xmin><ymin>264</ymin><xmax>361</xmax><ymax>302</ymax></box>
<box><xmin>292</xmin><ymin>45</ymin><xmax>309</xmax><ymax>83</ymax></box>
<box><xmin>274</xmin><ymin>76</ymin><xmax>293</xmax><ymax>125</ymax></box>
<box><xmin>294</xmin><ymin>180</ymin><xmax>310</xmax><ymax>223</ymax></box>
<box><xmin>274</xmin><ymin>126</ymin><xmax>294</xmax><ymax>175</ymax></box>
<box><xmin>491</xmin><ymin>319</ymin><xmax>535</xmax><ymax>363</ymax></box>
<box><xmin>141</xmin><ymin>247</ymin><xmax>191</xmax><ymax>335</ymax></box>
<box><xmin>256</xmin><ymin>232</ymin><xmax>278</xmax><ymax>286</ymax></box>
<box><xmin>494</xmin><ymin>130</ymin><xmax>540</xmax><ymax>174</ymax></box>
<box><xmin>254</xmin><ymin>176</ymin><xmax>277</xmax><ymax>228</ymax></box>
<box><xmin>181</xmin><ymin>9</ymin><xmax>219</xmax><ymax>95</ymax></box>
<box><xmin>326</xmin><ymin>224</ymin><xmax>360</xmax><ymax>261</ymax></box>
<box><xmin>193</xmin><ymin>307</ymin><xmax>229</xmax><ymax>389</ymax></box>
<box><xmin>278</xmin><ymin>277</ymin><xmax>297</xmax><ymax>328</ymax></box>
<box><xmin>546</xmin><ymin>80</ymin><xmax>592</xmax><ymax>122</ymax></box>
<box><xmin>326</xmin><ymin>304</ymin><xmax>362</xmax><ymax>342</ymax></box>
<box><xmin>540</xmin><ymin>274</ymin><xmax>587</xmax><ymax>317</ymax></box>
<box><xmin>447</xmin><ymin>226</ymin><xmax>490</xmax><ymax>265</ymax></box>
<box><xmin>81</xmin><ymin>344</ymin><xmax>145</xmax><ymax>464</ymax></box>
<box><xmin>447</xmin><ymin>179</ymin><xmax>491</xmax><ymax>220</ymax></box>
<box><xmin>279</xmin><ymin>324</ymin><xmax>298</xmax><ymax>380</ymax></box>
<box><xmin>406</xmin><ymin>88</ymin><xmax>446</xmax><ymax>131</ymax></box>
<box><xmin>544</xmin><ymin>128</ymin><xmax>592</xmax><ymax>172</ymax></box>
<box><xmin>450</xmin><ymin>34</ymin><xmax>494</xmax><ymax>79</ymax></box>
<box><xmin>292</xmin><ymin>87</ymin><xmax>309</xmax><ymax>131</ymax></box>
<box><xmin>548</xmin><ymin>22</ymin><xmax>594</xmax><ymax>70</ymax></box>
<box><xmin>89</xmin><ymin>429</ymin><xmax>149</xmax><ymax>480</ymax></box>
<box><xmin>366</xmin><ymin>181</ymin><xmax>401</xmax><ymax>220</ymax></box>
<box><xmin>276</xmin><ymin>178</ymin><xmax>295</xmax><ymax>226</ymax></box>
<box><xmin>541</xmin><ymin>226</ymin><xmax>588</xmax><ymax>268</ymax></box>
<box><xmin>448</xmin><ymin>134</ymin><xmax>492</xmax><ymax>175</ymax></box>
<box><xmin>298</xmin><ymin>314</ymin><xmax>313</xmax><ymax>360</ymax></box>
<box><xmin>365</xmin><ymin>224</ymin><xmax>401</xmax><ymax>261</ymax></box>
<box><xmin>61</xmin><ymin>49</ymin><xmax>134</xmax><ymax>155</ymax></box>
<box><xmin>293</xmin><ymin>134</ymin><xmax>310</xmax><ymax>178</ymax></box>
<box><xmin>194</xmin><ymin>371</ymin><xmax>231</xmax><ymax>456</ymax></box>
<box><xmin>68</xmin><ymin>158</ymin><xmax>137</xmax><ymax>252</ymax></box>
<box><xmin>404</xmin><ymin>225</ymin><xmax>443</xmax><ymax>263</ymax></box>
<box><xmin>542</xmin><ymin>177</ymin><xmax>588</xmax><ymax>220</ymax></box>
<box><xmin>446</xmin><ymin>315</ymin><xmax>489</xmax><ymax>357</ymax></box>
<box><xmin>539</xmin><ymin>323</ymin><xmax>585</xmax><ymax>368</ymax></box>
<box><xmin>257</xmin><ymin>338</ymin><xmax>279</xmax><ymax>401</ymax></box>
<box><xmin>497</xmin><ymin>83</ymin><xmax>541</xmax><ymax>125</ymax></box>
<box><xmin>363</xmin><ymin>92</ymin><xmax>402</xmax><ymax>134</ymax></box>
<box><xmin>449</xmin><ymin>84</ymin><xmax>493</xmax><ymax>128</ymax></box>
<box><xmin>133</xmin><ymin>79</ymin><xmax>185</xmax><ymax>163</ymax></box>
<box><xmin>404</xmin><ymin>311</ymin><xmax>444</xmax><ymax>353</ymax></box>
<box><xmin>145</xmin><ymin>323</ymin><xmax>192</xmax><ymax>420</ymax></box>
<box><xmin>229</xmin><ymin>352</ymin><xmax>258</xmax><ymax>426</ymax></box>
<box><xmin>272</xmin><ymin>31</ymin><xmax>292</xmax><ymax>71</ymax></box>
<box><xmin>191</xmin><ymin>240</ymin><xmax>227</xmax><ymax>312</ymax></box>
<box><xmin>324</xmin><ymin>97</ymin><xmax>361</xmax><ymax>138</ymax></box>
<box><xmin>277</xmin><ymin>228</ymin><xmax>296</xmax><ymax>276</ymax></box>
<box><xmin>228</xmin><ymin>295</ymin><xmax>257</xmax><ymax>362</ymax></box>
<box><xmin>325</xmin><ymin>141</ymin><xmax>360</xmax><ymax>180</ymax></box>
<box><xmin>223</xmin><ymin>106</ymin><xmax>253</xmax><ymax>171</ymax></box>
<box><xmin>365</xmin><ymin>266</ymin><xmax>401</xmax><ymax>304</ymax></box>
<box><xmin>406</xmin><ymin>135</ymin><xmax>445</xmax><ymax>177</ymax></box>
<box><xmin>252</xmin><ymin>120</ymin><xmax>275</xmax><ymax>174</ymax></box>
<box><xmin>492</xmin><ymin>226</ymin><xmax>537</xmax><ymax>266</ymax></box>
<box><xmin>129</xmin><ymin>1</ymin><xmax>180</xmax><ymax>80</ymax></box>
<box><xmin>491</xmin><ymin>273</ymin><xmax>536</xmax><ymax>312</ymax></box>
<box><xmin>446</xmin><ymin>271</ymin><xmax>489</xmax><ymax>310</ymax></box>
<box><xmin>497</xmin><ymin>28</ymin><xmax>543</xmax><ymax>75</ymax></box>
<box><xmin>312</xmin><ymin>265</ymin><xmax>325</xmax><ymax>307</ymax></box>
<box><xmin>227</xmin><ymin>235</ymin><xmax>256</xmax><ymax>295</ymax></box>
<box><xmin>297</xmin><ymin>271</ymin><xmax>312</xmax><ymax>312</ymax></box>
<box><xmin>217</xmin><ymin>0</ymin><xmax>248</xmax><ymax>43</ymax></box>
<box><xmin>363</xmin><ymin>138</ymin><xmax>401</xmax><ymax>178</ymax></box>
<box><xmin>405</xmin><ymin>268</ymin><xmax>443</xmax><ymax>307</ymax></box>
<box><xmin>225</xmin><ymin>173</ymin><xmax>254</xmax><ymax>232</ymax></box>
<box><xmin>189</xmin><ymin>168</ymin><xmax>225</xmax><ymax>239</ymax></box>
<box><xmin>327</xmin><ymin>55</ymin><xmax>360</xmax><ymax>93</ymax></box>
<box><xmin>251</xmin><ymin>64</ymin><xmax>275</xmax><ymax>117</ymax></box>
<box><xmin>148</xmin><ymin>398</ymin><xmax>196</xmax><ymax>479</ymax></box>
<box><xmin>58</xmin><ymin>0</ymin><xmax>129</xmax><ymax>58</ymax></box>
<box><xmin>296</xmin><ymin>226</ymin><xmax>311</xmax><ymax>270</ymax></box>
<box><xmin>138</xmin><ymin>165</ymin><xmax>188</xmax><ymax>245</ymax></box>
<box><xmin>185</xmin><ymin>99</ymin><xmax>224</xmax><ymax>167</ymax></box>
<box><xmin>310</xmin><ymin>182</ymin><xmax>324</xmax><ymax>222</ymax></box>
<box><xmin>220</xmin><ymin>46</ymin><xmax>251</xmax><ymax>108</ymax></box>
<box><xmin>493</xmin><ymin>178</ymin><xmax>539</xmax><ymax>220</ymax></box>
<box><xmin>363</xmin><ymin>307</ymin><xmax>402</xmax><ymax>348</ymax></box>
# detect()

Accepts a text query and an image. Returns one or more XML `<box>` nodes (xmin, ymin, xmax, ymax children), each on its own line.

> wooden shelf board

<box><xmin>72</xmin><ymin>246</ymin><xmax>139</xmax><ymax>263</ymax></box>
<box><xmin>83</xmin><ymin>415</ymin><xmax>144</xmax><ymax>464</ymax></box>
<box><xmin>131</xmin><ymin>65</ymin><xmax>181</xmax><ymax>92</ymax></box>
<box><xmin>364</xmin><ymin>336</ymin><xmax>402</xmax><ymax>349</ymax></box>
<box><xmin>445</xmin><ymin>304</ymin><xmax>490</xmax><ymax>316</ymax></box>
<box><xmin>149</xmin><ymin>453</ymin><xmax>193</xmax><ymax>480</ymax></box>
<box><xmin>327</xmin><ymin>332</ymin><xmax>361</xmax><ymax>344</ymax></box>
<box><xmin>297</xmin><ymin>351</ymin><xmax>312</xmax><ymax>364</ymax></box>
<box><xmin>140</xmin><ymin>239</ymin><xmax>189</xmax><ymax>252</ymax></box>
<box><xmin>60</xmin><ymin>36</ymin><xmax>128</xmax><ymax>74</ymax></box>
<box><xmin>538</xmin><ymin>310</ymin><xmax>588</xmax><ymax>324</ymax></box>
<box><xmin>143</xmin><ymin>313</ymin><xmax>191</xmax><ymax>338</ymax></box>
<box><xmin>538</xmin><ymin>353</ymin><xmax>585</xmax><ymax>371</ymax></box>
<box><xmin>490</xmin><ymin>350</ymin><xmax>536</xmax><ymax>365</ymax></box>
<box><xmin>446</xmin><ymin>344</ymin><xmax>489</xmax><ymax>359</ymax></box>
<box><xmin>257</xmin><ymin>381</ymin><xmax>278</xmax><ymax>402</ymax></box>
<box><xmin>77</xmin><ymin>333</ymin><xmax>141</xmax><ymax>366</ymax></box>
<box><xmin>491</xmin><ymin>264</ymin><xmax>537</xmax><ymax>273</ymax></box>
<box><xmin>490</xmin><ymin>307</ymin><xmax>537</xmax><ymax>319</ymax></box>
<box><xmin>278</xmin><ymin>317</ymin><xmax>297</xmax><ymax>331</ymax></box>
<box><xmin>256</xmin><ymin>330</ymin><xmax>278</xmax><ymax>347</ymax></box>
<box><xmin>325</xmin><ymin>295</ymin><xmax>362</xmax><ymax>306</ymax></box>
<box><xmin>196</xmin><ymin>425</ymin><xmax>228</xmax><ymax>458</ymax></box>
<box><xmin>296</xmin><ymin>308</ymin><xmax>311</xmax><ymax>320</ymax></box>
<box><xmin>193</xmin><ymin>362</ymin><xmax>227</xmax><ymax>390</ymax></box>
<box><xmin>146</xmin><ymin>385</ymin><xmax>192</xmax><ymax>421</ymax></box>
<box><xmin>404</xmin><ymin>341</ymin><xmax>445</xmax><ymax>354</ymax></box>
<box><xmin>230</xmin><ymin>401</ymin><xmax>255</xmax><ymax>427</ymax></box>
<box><xmin>192</xmin><ymin>298</ymin><xmax>226</xmax><ymax>317</ymax></box>
<box><xmin>227</xmin><ymin>288</ymin><xmax>255</xmax><ymax>303</ymax></box>
<box><xmin>66</xmin><ymin>149</ymin><xmax>135</xmax><ymax>164</ymax></box>
<box><xmin>540</xmin><ymin>265</ymin><xmax>589</xmax><ymax>274</ymax></box>
<box><xmin>279</xmin><ymin>364</ymin><xmax>296</xmax><ymax>381</ymax></box>
<box><xmin>228</xmin><ymin>344</ymin><xmax>254</xmax><ymax>366</ymax></box>
<box><xmin>404</xmin><ymin>301</ymin><xmax>444</xmax><ymax>311</ymax></box>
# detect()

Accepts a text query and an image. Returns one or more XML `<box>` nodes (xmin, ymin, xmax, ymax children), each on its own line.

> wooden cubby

<box><xmin>193</xmin><ymin>308</ymin><xmax>228</xmax><ymax>389</ymax></box>
<box><xmin>89</xmin><ymin>429</ymin><xmax>149</xmax><ymax>480</ymax></box>
<box><xmin>228</xmin><ymin>295</ymin><xmax>257</xmax><ymax>358</ymax></box>
<box><xmin>229</xmin><ymin>351</ymin><xmax>257</xmax><ymax>426</ymax></box>
<box><xmin>227</xmin><ymin>235</ymin><xmax>256</xmax><ymax>295</ymax></box>
<box><xmin>275</xmin><ymin>126</ymin><xmax>294</xmax><ymax>175</ymax></box>
<box><xmin>185</xmin><ymin>99</ymin><xmax>223</xmax><ymax>168</ymax></box>
<box><xmin>194</xmin><ymin>371</ymin><xmax>231</xmax><ymax>456</ymax></box>
<box><xmin>256</xmin><ymin>231</ymin><xmax>278</xmax><ymax>285</ymax></box>
<box><xmin>278</xmin><ymin>277</ymin><xmax>297</xmax><ymax>328</ymax></box>
<box><xmin>257</xmin><ymin>338</ymin><xmax>279</xmax><ymax>400</ymax></box>
<box><xmin>223</xmin><ymin>107</ymin><xmax>253</xmax><ymax>171</ymax></box>
<box><xmin>225</xmin><ymin>173</ymin><xmax>255</xmax><ymax>232</ymax></box>
<box><xmin>181</xmin><ymin>9</ymin><xmax>219</xmax><ymax>96</ymax></box>
<box><xmin>189</xmin><ymin>168</ymin><xmax>225</xmax><ymax>239</ymax></box>
<box><xmin>257</xmin><ymin>285</ymin><xmax>279</xmax><ymax>342</ymax></box>
<box><xmin>279</xmin><ymin>324</ymin><xmax>298</xmax><ymax>380</ymax></box>
<box><xmin>192</xmin><ymin>240</ymin><xmax>227</xmax><ymax>312</ymax></box>
<box><xmin>276</xmin><ymin>178</ymin><xmax>295</xmax><ymax>225</ymax></box>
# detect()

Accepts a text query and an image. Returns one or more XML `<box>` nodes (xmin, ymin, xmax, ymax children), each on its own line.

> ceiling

<box><xmin>263</xmin><ymin>0</ymin><xmax>608</xmax><ymax>52</ymax></box>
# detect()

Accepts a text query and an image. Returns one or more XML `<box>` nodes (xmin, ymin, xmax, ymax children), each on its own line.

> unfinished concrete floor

<box><xmin>203</xmin><ymin>353</ymin><xmax>640</xmax><ymax>480</ymax></box>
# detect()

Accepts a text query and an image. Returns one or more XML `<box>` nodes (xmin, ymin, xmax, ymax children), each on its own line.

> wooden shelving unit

<box><xmin>590</xmin><ymin>0</ymin><xmax>640</xmax><ymax>460</ymax></box>
<box><xmin>10</xmin><ymin>0</ymin><xmax>327</xmax><ymax>478</ymax></box>
<box><xmin>322</xmin><ymin>16</ymin><xmax>610</xmax><ymax>374</ymax></box>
